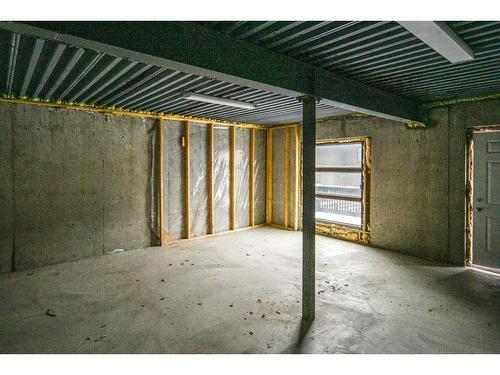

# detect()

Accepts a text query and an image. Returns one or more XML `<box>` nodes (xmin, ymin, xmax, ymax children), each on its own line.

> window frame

<box><xmin>314</xmin><ymin>136</ymin><xmax>371</xmax><ymax>244</ymax></box>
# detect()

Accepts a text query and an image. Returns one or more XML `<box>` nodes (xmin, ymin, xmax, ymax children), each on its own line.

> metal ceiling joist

<box><xmin>398</xmin><ymin>21</ymin><xmax>475</xmax><ymax>64</ymax></box>
<box><xmin>0</xmin><ymin>21</ymin><xmax>425</xmax><ymax>125</ymax></box>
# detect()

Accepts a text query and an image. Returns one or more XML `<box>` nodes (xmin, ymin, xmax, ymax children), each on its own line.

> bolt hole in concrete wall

<box><xmin>0</xmin><ymin>102</ymin><xmax>267</xmax><ymax>272</ymax></box>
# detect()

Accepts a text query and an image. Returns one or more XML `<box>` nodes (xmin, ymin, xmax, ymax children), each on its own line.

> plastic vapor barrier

<box><xmin>235</xmin><ymin>128</ymin><xmax>250</xmax><ymax>228</ymax></box>
<box><xmin>164</xmin><ymin>120</ymin><xmax>185</xmax><ymax>240</ymax></box>
<box><xmin>189</xmin><ymin>123</ymin><xmax>209</xmax><ymax>237</ymax></box>
<box><xmin>254</xmin><ymin>129</ymin><xmax>267</xmax><ymax>224</ymax></box>
<box><xmin>213</xmin><ymin>126</ymin><xmax>231</xmax><ymax>233</ymax></box>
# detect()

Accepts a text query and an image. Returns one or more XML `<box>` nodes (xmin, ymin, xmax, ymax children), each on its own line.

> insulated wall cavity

<box><xmin>213</xmin><ymin>127</ymin><xmax>231</xmax><ymax>233</ymax></box>
<box><xmin>235</xmin><ymin>128</ymin><xmax>250</xmax><ymax>228</ymax></box>
<box><xmin>254</xmin><ymin>129</ymin><xmax>267</xmax><ymax>225</ymax></box>
<box><xmin>189</xmin><ymin>123</ymin><xmax>209</xmax><ymax>237</ymax></box>
<box><xmin>164</xmin><ymin>120</ymin><xmax>185</xmax><ymax>240</ymax></box>
<box><xmin>272</xmin><ymin>128</ymin><xmax>286</xmax><ymax>225</ymax></box>
<box><xmin>269</xmin><ymin>126</ymin><xmax>299</xmax><ymax>229</ymax></box>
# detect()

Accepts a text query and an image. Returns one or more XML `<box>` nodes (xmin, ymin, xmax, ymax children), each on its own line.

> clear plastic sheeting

<box><xmin>288</xmin><ymin>128</ymin><xmax>298</xmax><ymax>228</ymax></box>
<box><xmin>189</xmin><ymin>123</ymin><xmax>209</xmax><ymax>237</ymax></box>
<box><xmin>254</xmin><ymin>129</ymin><xmax>267</xmax><ymax>224</ymax></box>
<box><xmin>213</xmin><ymin>127</ymin><xmax>231</xmax><ymax>233</ymax></box>
<box><xmin>164</xmin><ymin>120</ymin><xmax>185</xmax><ymax>240</ymax></box>
<box><xmin>272</xmin><ymin>128</ymin><xmax>286</xmax><ymax>226</ymax></box>
<box><xmin>235</xmin><ymin>128</ymin><xmax>250</xmax><ymax>229</ymax></box>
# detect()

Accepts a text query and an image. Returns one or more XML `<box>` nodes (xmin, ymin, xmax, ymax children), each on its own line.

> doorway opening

<box><xmin>466</xmin><ymin>125</ymin><xmax>500</xmax><ymax>272</ymax></box>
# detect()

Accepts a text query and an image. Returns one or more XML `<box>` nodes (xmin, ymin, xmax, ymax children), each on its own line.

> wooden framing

<box><xmin>230</xmin><ymin>126</ymin><xmax>236</xmax><ymax>230</ymax></box>
<box><xmin>284</xmin><ymin>127</ymin><xmax>290</xmax><ymax>228</ymax></box>
<box><xmin>266</xmin><ymin>128</ymin><xmax>273</xmax><ymax>224</ymax></box>
<box><xmin>293</xmin><ymin>125</ymin><xmax>300</xmax><ymax>231</ymax></box>
<box><xmin>184</xmin><ymin>120</ymin><xmax>190</xmax><ymax>239</ymax></box>
<box><xmin>465</xmin><ymin>125</ymin><xmax>500</xmax><ymax>267</ymax></box>
<box><xmin>249</xmin><ymin>128</ymin><xmax>255</xmax><ymax>227</ymax></box>
<box><xmin>208</xmin><ymin>123</ymin><xmax>215</xmax><ymax>234</ymax></box>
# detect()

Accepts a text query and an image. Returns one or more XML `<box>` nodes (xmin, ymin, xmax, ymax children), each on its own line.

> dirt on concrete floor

<box><xmin>0</xmin><ymin>227</ymin><xmax>499</xmax><ymax>353</ymax></box>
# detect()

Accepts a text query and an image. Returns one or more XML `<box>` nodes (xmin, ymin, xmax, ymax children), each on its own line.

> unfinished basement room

<box><xmin>1</xmin><ymin>5</ymin><xmax>500</xmax><ymax>363</ymax></box>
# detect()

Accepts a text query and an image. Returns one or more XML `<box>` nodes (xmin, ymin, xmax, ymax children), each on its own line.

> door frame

<box><xmin>465</xmin><ymin>125</ymin><xmax>500</xmax><ymax>266</ymax></box>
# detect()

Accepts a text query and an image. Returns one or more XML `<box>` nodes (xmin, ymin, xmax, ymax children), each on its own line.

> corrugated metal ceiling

<box><xmin>0</xmin><ymin>28</ymin><xmax>351</xmax><ymax>126</ymax></box>
<box><xmin>203</xmin><ymin>21</ymin><xmax>500</xmax><ymax>102</ymax></box>
<box><xmin>1</xmin><ymin>22</ymin><xmax>498</xmax><ymax>126</ymax></box>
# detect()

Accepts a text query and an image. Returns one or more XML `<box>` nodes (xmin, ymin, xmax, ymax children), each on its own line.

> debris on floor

<box><xmin>197</xmin><ymin>302</ymin><xmax>202</xmax><ymax>306</ymax></box>
<box><xmin>100</xmin><ymin>324</ymin><xmax>106</xmax><ymax>328</ymax></box>
<box><xmin>249</xmin><ymin>331</ymin><xmax>254</xmax><ymax>335</ymax></box>
<box><xmin>229</xmin><ymin>304</ymin><xmax>234</xmax><ymax>307</ymax></box>
<box><xmin>261</xmin><ymin>314</ymin><xmax>265</xmax><ymax>319</ymax></box>
<box><xmin>161</xmin><ymin>278</ymin><xmax>166</xmax><ymax>282</ymax></box>
<box><xmin>275</xmin><ymin>310</ymin><xmax>281</xmax><ymax>314</ymax></box>
<box><xmin>46</xmin><ymin>309</ymin><xmax>56</xmax><ymax>317</ymax></box>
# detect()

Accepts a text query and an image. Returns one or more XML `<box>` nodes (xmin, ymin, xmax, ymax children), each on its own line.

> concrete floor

<box><xmin>0</xmin><ymin>227</ymin><xmax>499</xmax><ymax>354</ymax></box>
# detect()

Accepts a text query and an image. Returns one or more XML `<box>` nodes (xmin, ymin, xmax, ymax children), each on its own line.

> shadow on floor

<box><xmin>282</xmin><ymin>318</ymin><xmax>314</xmax><ymax>354</ymax></box>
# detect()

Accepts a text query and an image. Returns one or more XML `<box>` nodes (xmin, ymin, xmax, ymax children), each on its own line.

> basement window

<box><xmin>315</xmin><ymin>139</ymin><xmax>369</xmax><ymax>229</ymax></box>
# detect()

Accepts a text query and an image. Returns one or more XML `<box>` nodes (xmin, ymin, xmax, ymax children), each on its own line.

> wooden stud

<box><xmin>208</xmin><ymin>123</ymin><xmax>214</xmax><ymax>234</ymax></box>
<box><xmin>294</xmin><ymin>125</ymin><xmax>300</xmax><ymax>231</ymax></box>
<box><xmin>184</xmin><ymin>120</ymin><xmax>190</xmax><ymax>239</ymax></box>
<box><xmin>266</xmin><ymin>128</ymin><xmax>273</xmax><ymax>224</ymax></box>
<box><xmin>249</xmin><ymin>128</ymin><xmax>255</xmax><ymax>227</ymax></box>
<box><xmin>284</xmin><ymin>127</ymin><xmax>290</xmax><ymax>228</ymax></box>
<box><xmin>230</xmin><ymin>126</ymin><xmax>236</xmax><ymax>230</ymax></box>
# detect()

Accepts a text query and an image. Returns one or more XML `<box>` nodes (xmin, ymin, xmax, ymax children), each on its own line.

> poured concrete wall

<box><xmin>271</xmin><ymin>98</ymin><xmax>500</xmax><ymax>265</ymax></box>
<box><xmin>0</xmin><ymin>102</ymin><xmax>155</xmax><ymax>271</ymax></box>
<box><xmin>1</xmin><ymin>103</ymin><xmax>268</xmax><ymax>272</ymax></box>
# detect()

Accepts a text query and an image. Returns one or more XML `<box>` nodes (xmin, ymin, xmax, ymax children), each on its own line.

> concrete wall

<box><xmin>271</xmin><ymin>98</ymin><xmax>500</xmax><ymax>265</ymax></box>
<box><xmin>0</xmin><ymin>102</ymin><xmax>155</xmax><ymax>272</ymax></box>
<box><xmin>1</xmin><ymin>103</ymin><xmax>268</xmax><ymax>272</ymax></box>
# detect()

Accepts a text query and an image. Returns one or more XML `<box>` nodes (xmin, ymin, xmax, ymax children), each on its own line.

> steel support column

<box><xmin>300</xmin><ymin>95</ymin><xmax>316</xmax><ymax>321</ymax></box>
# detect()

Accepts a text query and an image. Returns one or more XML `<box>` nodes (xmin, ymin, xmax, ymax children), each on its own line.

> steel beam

<box><xmin>300</xmin><ymin>95</ymin><xmax>316</xmax><ymax>321</ymax></box>
<box><xmin>0</xmin><ymin>21</ymin><xmax>425</xmax><ymax>124</ymax></box>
